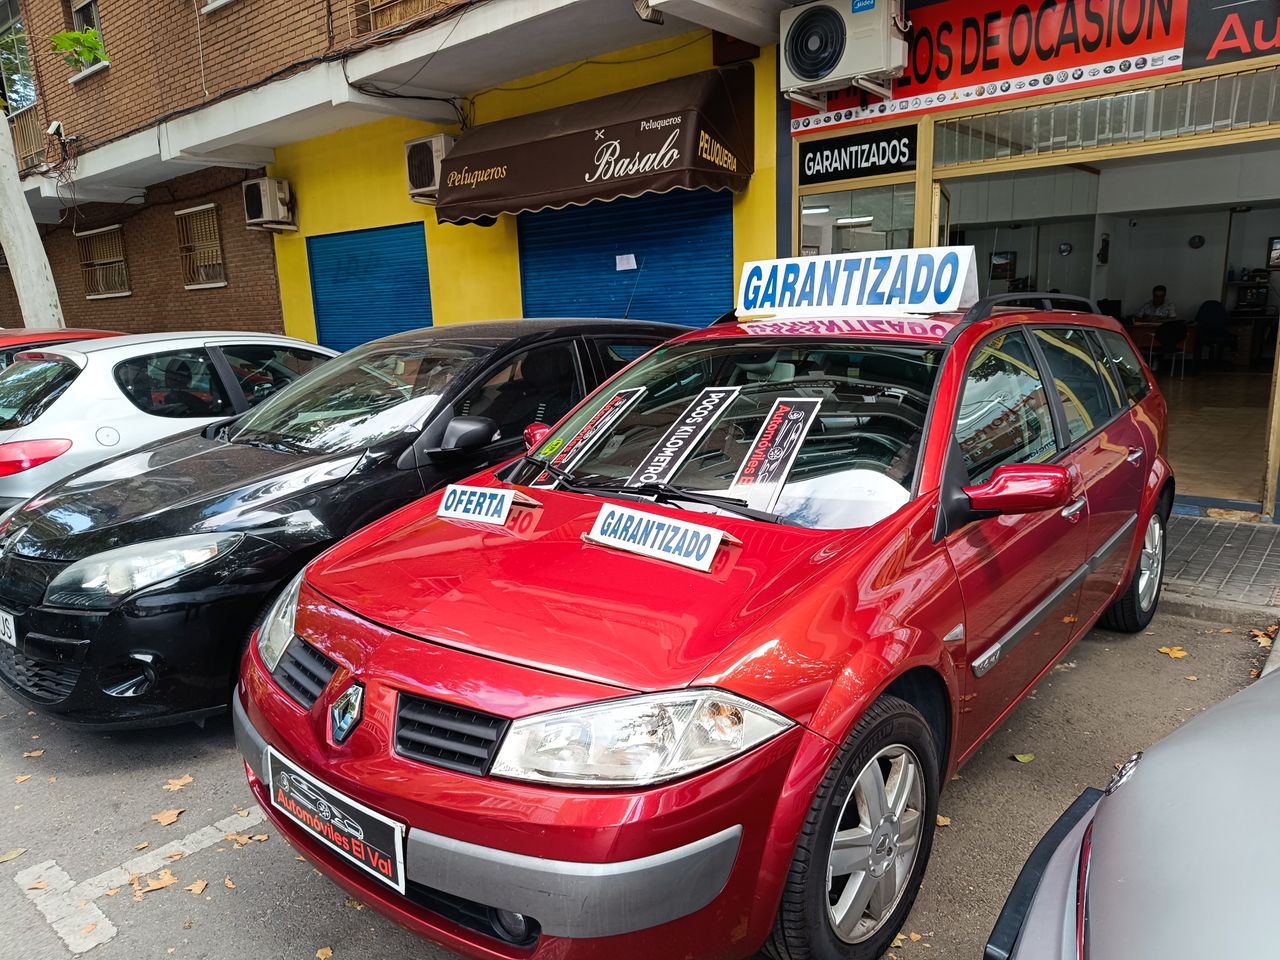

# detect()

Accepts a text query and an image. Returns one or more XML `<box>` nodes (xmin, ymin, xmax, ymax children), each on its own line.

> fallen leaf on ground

<box><xmin>27</xmin><ymin>880</ymin><xmax>48</xmax><ymax>890</ymax></box>
<box><xmin>47</xmin><ymin>776</ymin><xmax>56</xmax><ymax>784</ymax></box>
<box><xmin>135</xmin><ymin>842</ymin><xmax>149</xmax><ymax>851</ymax></box>
<box><xmin>223</xmin><ymin>876</ymin><xmax>235</xmax><ymax>889</ymax></box>
<box><xmin>1253</xmin><ymin>630</ymin><xmax>1273</xmax><ymax>649</ymax></box>
<box><xmin>140</xmin><ymin>869</ymin><xmax>179</xmax><ymax>893</ymax></box>
<box><xmin>251</xmin><ymin>834</ymin><xmax>268</xmax><ymax>843</ymax></box>
<box><xmin>1250</xmin><ymin>669</ymin><xmax>1261</xmax><ymax>678</ymax></box>
<box><xmin>225</xmin><ymin>832</ymin><xmax>251</xmax><ymax>848</ymax></box>
<box><xmin>1012</xmin><ymin>753</ymin><xmax>1035</xmax><ymax>763</ymax></box>
<box><xmin>1185</xmin><ymin>675</ymin><xmax>1198</xmax><ymax>681</ymax></box>
<box><xmin>14</xmin><ymin>775</ymin><xmax>30</xmax><ymax>784</ymax></box>
<box><xmin>185</xmin><ymin>879</ymin><xmax>208</xmax><ymax>896</ymax></box>
<box><xmin>1062</xmin><ymin>615</ymin><xmax>1078</xmax><ymax>624</ymax></box>
<box><xmin>23</xmin><ymin>749</ymin><xmax>43</xmax><ymax>758</ymax></box>
<box><xmin>79</xmin><ymin>923</ymin><xmax>96</xmax><ymax>937</ymax></box>
<box><xmin>166</xmin><ymin>851</ymin><xmax>185</xmax><ymax>862</ymax></box>
<box><xmin>344</xmin><ymin>897</ymin><xmax>365</xmax><ymax>910</ymax></box>
<box><xmin>163</xmin><ymin>775</ymin><xmax>194</xmax><ymax>792</ymax></box>
<box><xmin>236</xmin><ymin>809</ymin><xmax>250</xmax><ymax>818</ymax></box>
<box><xmin>909</xmin><ymin>932</ymin><xmax>923</xmax><ymax>942</ymax></box>
<box><xmin>891</xmin><ymin>934</ymin><xmax>906</xmax><ymax>948</ymax></box>
<box><xmin>0</xmin><ymin>848</ymin><xmax>25</xmax><ymax>863</ymax></box>
<box><xmin>317</xmin><ymin>950</ymin><xmax>334</xmax><ymax>960</ymax></box>
<box><xmin>936</xmin><ymin>815</ymin><xmax>952</xmax><ymax>827</ymax></box>
<box><xmin>1158</xmin><ymin>646</ymin><xmax>1188</xmax><ymax>659</ymax></box>
<box><xmin>104</xmin><ymin>888</ymin><xmax>118</xmax><ymax>897</ymax></box>
<box><xmin>1220</xmin><ymin>627</ymin><xmax>1233</xmax><ymax>634</ymax></box>
<box><xmin>152</xmin><ymin>809</ymin><xmax>185</xmax><ymax>827</ymax></box>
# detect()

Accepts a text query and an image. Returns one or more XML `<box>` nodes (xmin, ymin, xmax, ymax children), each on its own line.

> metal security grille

<box><xmin>395</xmin><ymin>693</ymin><xmax>508</xmax><ymax>775</ymax></box>
<box><xmin>75</xmin><ymin>226</ymin><xmax>129</xmax><ymax>298</ymax></box>
<box><xmin>936</xmin><ymin>65</ymin><xmax>1280</xmax><ymax>169</ymax></box>
<box><xmin>175</xmin><ymin>205</ymin><xmax>226</xmax><ymax>287</ymax></box>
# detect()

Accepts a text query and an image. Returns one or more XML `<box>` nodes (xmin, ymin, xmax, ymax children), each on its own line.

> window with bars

<box><xmin>76</xmin><ymin>226</ymin><xmax>130</xmax><ymax>298</ymax></box>
<box><xmin>175</xmin><ymin>204</ymin><xmax>226</xmax><ymax>288</ymax></box>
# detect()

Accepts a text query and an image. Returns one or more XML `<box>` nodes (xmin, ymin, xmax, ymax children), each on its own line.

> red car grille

<box><xmin>395</xmin><ymin>693</ymin><xmax>509</xmax><ymax>776</ymax></box>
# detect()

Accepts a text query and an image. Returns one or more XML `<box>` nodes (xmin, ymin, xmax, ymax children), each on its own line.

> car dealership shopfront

<box><xmin>790</xmin><ymin>0</ymin><xmax>1280</xmax><ymax>514</ymax></box>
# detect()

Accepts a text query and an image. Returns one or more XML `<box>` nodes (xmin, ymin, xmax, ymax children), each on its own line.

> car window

<box><xmin>113</xmin><ymin>349</ymin><xmax>233</xmax><ymax>419</ymax></box>
<box><xmin>0</xmin><ymin>356</ymin><xmax>80</xmax><ymax>429</ymax></box>
<box><xmin>1095</xmin><ymin>330</ymin><xmax>1150</xmax><ymax>406</ymax></box>
<box><xmin>0</xmin><ymin>341</ymin><xmax>56</xmax><ymax>370</ymax></box>
<box><xmin>1033</xmin><ymin>328</ymin><xmax>1114</xmax><ymax>444</ymax></box>
<box><xmin>596</xmin><ymin>339</ymin><xmax>659</xmax><ymax>379</ymax></box>
<box><xmin>955</xmin><ymin>330</ymin><xmax>1057</xmax><ymax>485</ymax></box>
<box><xmin>1083</xmin><ymin>329</ymin><xmax>1125</xmax><ymax>413</ymax></box>
<box><xmin>506</xmin><ymin>339</ymin><xmax>943</xmax><ymax>530</ymax></box>
<box><xmin>456</xmin><ymin>342</ymin><xmax>586</xmax><ymax>438</ymax></box>
<box><xmin>229</xmin><ymin>341</ymin><xmax>493</xmax><ymax>455</ymax></box>
<box><xmin>218</xmin><ymin>344</ymin><xmax>331</xmax><ymax>408</ymax></box>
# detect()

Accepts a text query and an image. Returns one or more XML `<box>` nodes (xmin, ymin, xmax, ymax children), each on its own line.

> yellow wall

<box><xmin>270</xmin><ymin>33</ymin><xmax>778</xmax><ymax>342</ymax></box>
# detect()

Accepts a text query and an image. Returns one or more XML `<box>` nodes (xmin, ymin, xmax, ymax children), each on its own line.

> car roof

<box><xmin>52</xmin><ymin>330</ymin><xmax>327</xmax><ymax>356</ymax></box>
<box><xmin>0</xmin><ymin>328</ymin><xmax>120</xmax><ymax>346</ymax></box>
<box><xmin>367</xmin><ymin>319</ymin><xmax>692</xmax><ymax>349</ymax></box>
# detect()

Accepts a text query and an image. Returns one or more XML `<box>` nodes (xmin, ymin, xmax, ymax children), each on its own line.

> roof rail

<box><xmin>942</xmin><ymin>293</ymin><xmax>1099</xmax><ymax>344</ymax></box>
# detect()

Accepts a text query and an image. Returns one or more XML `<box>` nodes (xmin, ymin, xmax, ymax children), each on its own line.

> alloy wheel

<box><xmin>825</xmin><ymin>745</ymin><xmax>926</xmax><ymax>943</ymax></box>
<box><xmin>1137</xmin><ymin>513</ymin><xmax>1164</xmax><ymax>612</ymax></box>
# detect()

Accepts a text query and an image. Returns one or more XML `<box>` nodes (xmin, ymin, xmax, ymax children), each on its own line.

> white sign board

<box><xmin>438</xmin><ymin>485</ymin><xmax>515</xmax><ymax>526</ymax></box>
<box><xmin>737</xmin><ymin>246</ymin><xmax>979</xmax><ymax>319</ymax></box>
<box><xmin>585</xmin><ymin>504</ymin><xmax>727</xmax><ymax>573</ymax></box>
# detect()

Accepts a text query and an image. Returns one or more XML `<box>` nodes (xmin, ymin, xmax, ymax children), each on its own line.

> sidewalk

<box><xmin>1163</xmin><ymin>515</ymin><xmax>1280</xmax><ymax>676</ymax></box>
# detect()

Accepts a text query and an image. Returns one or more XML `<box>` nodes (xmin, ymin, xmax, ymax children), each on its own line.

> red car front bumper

<box><xmin>236</xmin><ymin>640</ymin><xmax>836</xmax><ymax>960</ymax></box>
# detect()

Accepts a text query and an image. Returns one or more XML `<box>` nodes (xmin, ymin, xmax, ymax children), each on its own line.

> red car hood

<box><xmin>307</xmin><ymin>484</ymin><xmax>857</xmax><ymax>691</ymax></box>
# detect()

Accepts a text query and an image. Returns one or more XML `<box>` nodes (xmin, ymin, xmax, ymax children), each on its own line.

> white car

<box><xmin>0</xmin><ymin>331</ymin><xmax>336</xmax><ymax>511</ymax></box>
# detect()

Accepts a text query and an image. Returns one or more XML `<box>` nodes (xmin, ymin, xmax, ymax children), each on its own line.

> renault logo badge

<box><xmin>330</xmin><ymin>683</ymin><xmax>364</xmax><ymax>744</ymax></box>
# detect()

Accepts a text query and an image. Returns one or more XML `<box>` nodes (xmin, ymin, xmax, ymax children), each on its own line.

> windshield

<box><xmin>229</xmin><ymin>341</ymin><xmax>498</xmax><ymax>455</ymax></box>
<box><xmin>507</xmin><ymin>338</ymin><xmax>942</xmax><ymax>530</ymax></box>
<box><xmin>0</xmin><ymin>356</ymin><xmax>80</xmax><ymax>430</ymax></box>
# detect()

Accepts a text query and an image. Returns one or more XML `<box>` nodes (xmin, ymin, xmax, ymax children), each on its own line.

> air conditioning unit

<box><xmin>406</xmin><ymin>134</ymin><xmax>455</xmax><ymax>204</ymax></box>
<box><xmin>243</xmin><ymin>177</ymin><xmax>293</xmax><ymax>228</ymax></box>
<box><xmin>780</xmin><ymin>0</ymin><xmax>908</xmax><ymax>100</ymax></box>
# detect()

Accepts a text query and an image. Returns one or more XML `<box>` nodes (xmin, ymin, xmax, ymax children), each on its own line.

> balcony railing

<box><xmin>8</xmin><ymin>104</ymin><xmax>46</xmax><ymax>172</ymax></box>
<box><xmin>347</xmin><ymin>0</ymin><xmax>457</xmax><ymax>37</ymax></box>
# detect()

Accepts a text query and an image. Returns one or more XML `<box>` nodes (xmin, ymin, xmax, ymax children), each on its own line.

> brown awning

<box><xmin>435</xmin><ymin>64</ymin><xmax>754</xmax><ymax>225</ymax></box>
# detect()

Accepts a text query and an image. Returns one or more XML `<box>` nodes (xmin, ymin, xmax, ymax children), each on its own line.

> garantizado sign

<box><xmin>792</xmin><ymin>0</ymin><xmax>1280</xmax><ymax>135</ymax></box>
<box><xmin>798</xmin><ymin>126</ymin><xmax>918</xmax><ymax>186</ymax></box>
<box><xmin>437</xmin><ymin>66</ymin><xmax>755</xmax><ymax>224</ymax></box>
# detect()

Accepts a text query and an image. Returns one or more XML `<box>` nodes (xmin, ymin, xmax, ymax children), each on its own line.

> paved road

<box><xmin>0</xmin><ymin>612</ymin><xmax>1267</xmax><ymax>960</ymax></box>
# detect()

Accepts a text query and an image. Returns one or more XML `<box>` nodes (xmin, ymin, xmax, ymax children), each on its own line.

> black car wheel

<box><xmin>766</xmin><ymin>695</ymin><xmax>940</xmax><ymax>960</ymax></box>
<box><xmin>1099</xmin><ymin>497</ymin><xmax>1169</xmax><ymax>633</ymax></box>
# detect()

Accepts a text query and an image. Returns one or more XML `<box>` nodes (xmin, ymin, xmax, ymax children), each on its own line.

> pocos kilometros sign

<box><xmin>791</xmin><ymin>0</ymin><xmax>1280</xmax><ymax>134</ymax></box>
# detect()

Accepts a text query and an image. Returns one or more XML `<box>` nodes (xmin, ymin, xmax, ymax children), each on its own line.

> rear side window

<box><xmin>955</xmin><ymin>330</ymin><xmax>1057</xmax><ymax>484</ymax></box>
<box><xmin>114</xmin><ymin>349</ymin><xmax>233</xmax><ymax>419</ymax></box>
<box><xmin>0</xmin><ymin>357</ymin><xmax>80</xmax><ymax>429</ymax></box>
<box><xmin>1096</xmin><ymin>331</ymin><xmax>1150</xmax><ymax>406</ymax></box>
<box><xmin>595</xmin><ymin>339</ymin><xmax>658</xmax><ymax>378</ymax></box>
<box><xmin>1033</xmin><ymin>328</ymin><xmax>1115</xmax><ymax>444</ymax></box>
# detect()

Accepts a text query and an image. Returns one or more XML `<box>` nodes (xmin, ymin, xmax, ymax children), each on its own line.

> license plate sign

<box><xmin>267</xmin><ymin>749</ymin><xmax>406</xmax><ymax>894</ymax></box>
<box><xmin>0</xmin><ymin>610</ymin><xmax>15</xmax><ymax>648</ymax></box>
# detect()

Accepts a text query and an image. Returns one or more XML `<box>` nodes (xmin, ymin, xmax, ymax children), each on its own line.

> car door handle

<box><xmin>1061</xmin><ymin>497</ymin><xmax>1086</xmax><ymax>521</ymax></box>
<box><xmin>1126</xmin><ymin>447</ymin><xmax>1144</xmax><ymax>464</ymax></box>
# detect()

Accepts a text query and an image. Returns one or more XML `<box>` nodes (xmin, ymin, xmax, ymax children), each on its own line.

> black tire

<box><xmin>1099</xmin><ymin>498</ymin><xmax>1170</xmax><ymax>633</ymax></box>
<box><xmin>765</xmin><ymin>696</ymin><xmax>940</xmax><ymax>960</ymax></box>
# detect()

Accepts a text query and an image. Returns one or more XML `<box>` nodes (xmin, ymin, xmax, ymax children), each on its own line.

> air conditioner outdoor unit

<box><xmin>780</xmin><ymin>0</ymin><xmax>908</xmax><ymax>101</ymax></box>
<box><xmin>406</xmin><ymin>134</ymin><xmax>455</xmax><ymax>204</ymax></box>
<box><xmin>243</xmin><ymin>177</ymin><xmax>293</xmax><ymax>227</ymax></box>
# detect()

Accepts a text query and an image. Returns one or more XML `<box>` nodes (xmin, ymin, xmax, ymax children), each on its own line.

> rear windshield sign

<box><xmin>737</xmin><ymin>246</ymin><xmax>979</xmax><ymax>319</ymax></box>
<box><xmin>585</xmin><ymin>504</ymin><xmax>729</xmax><ymax>573</ymax></box>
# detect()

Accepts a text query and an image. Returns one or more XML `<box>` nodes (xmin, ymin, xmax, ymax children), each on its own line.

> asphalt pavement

<box><xmin>0</xmin><ymin>611</ymin><xmax>1268</xmax><ymax>960</ymax></box>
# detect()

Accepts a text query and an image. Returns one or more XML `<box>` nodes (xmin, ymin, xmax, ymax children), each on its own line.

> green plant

<box><xmin>50</xmin><ymin>28</ymin><xmax>106</xmax><ymax>71</ymax></box>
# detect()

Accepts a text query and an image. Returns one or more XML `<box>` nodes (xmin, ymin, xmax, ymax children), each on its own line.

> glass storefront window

<box><xmin>799</xmin><ymin>183</ymin><xmax>915</xmax><ymax>256</ymax></box>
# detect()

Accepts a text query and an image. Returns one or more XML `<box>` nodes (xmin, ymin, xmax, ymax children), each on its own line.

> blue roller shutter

<box><xmin>307</xmin><ymin>222</ymin><xmax>432</xmax><ymax>351</ymax></box>
<box><xmin>518</xmin><ymin>189</ymin><xmax>733</xmax><ymax>328</ymax></box>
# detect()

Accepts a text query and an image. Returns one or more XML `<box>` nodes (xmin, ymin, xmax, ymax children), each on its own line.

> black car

<box><xmin>0</xmin><ymin>319</ymin><xmax>685</xmax><ymax>727</ymax></box>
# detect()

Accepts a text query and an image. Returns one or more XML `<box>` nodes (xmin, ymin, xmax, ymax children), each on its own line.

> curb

<box><xmin>1159</xmin><ymin>588</ymin><xmax>1280</xmax><ymax>677</ymax></box>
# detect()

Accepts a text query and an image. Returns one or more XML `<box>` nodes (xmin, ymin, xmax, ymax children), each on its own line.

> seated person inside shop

<box><xmin>1133</xmin><ymin>285</ymin><xmax>1177</xmax><ymax>323</ymax></box>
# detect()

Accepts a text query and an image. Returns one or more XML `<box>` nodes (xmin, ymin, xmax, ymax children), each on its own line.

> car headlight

<box><xmin>256</xmin><ymin>571</ymin><xmax>304</xmax><ymax>672</ymax></box>
<box><xmin>45</xmin><ymin>533</ymin><xmax>244</xmax><ymax>610</ymax></box>
<box><xmin>490</xmin><ymin>689</ymin><xmax>792</xmax><ymax>787</ymax></box>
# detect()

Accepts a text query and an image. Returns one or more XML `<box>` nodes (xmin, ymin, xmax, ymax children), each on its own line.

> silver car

<box><xmin>0</xmin><ymin>331</ymin><xmax>335</xmax><ymax>510</ymax></box>
<box><xmin>987</xmin><ymin>670</ymin><xmax>1279</xmax><ymax>959</ymax></box>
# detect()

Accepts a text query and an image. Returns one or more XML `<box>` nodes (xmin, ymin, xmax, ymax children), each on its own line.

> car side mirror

<box><xmin>427</xmin><ymin>416</ymin><xmax>499</xmax><ymax>459</ymax></box>
<box><xmin>524</xmin><ymin>422</ymin><xmax>551</xmax><ymax>452</ymax></box>
<box><xmin>963</xmin><ymin>464</ymin><xmax>1073</xmax><ymax>516</ymax></box>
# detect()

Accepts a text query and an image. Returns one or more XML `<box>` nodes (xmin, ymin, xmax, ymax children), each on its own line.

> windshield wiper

<box><xmin>578</xmin><ymin>478</ymin><xmax>791</xmax><ymax>526</ymax></box>
<box><xmin>236</xmin><ymin>435</ymin><xmax>313</xmax><ymax>455</ymax></box>
<box><xmin>518</xmin><ymin>454</ymin><xmax>590</xmax><ymax>489</ymax></box>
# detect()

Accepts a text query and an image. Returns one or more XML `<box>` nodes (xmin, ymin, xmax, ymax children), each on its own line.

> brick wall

<box><xmin>0</xmin><ymin>166</ymin><xmax>285</xmax><ymax>334</ymax></box>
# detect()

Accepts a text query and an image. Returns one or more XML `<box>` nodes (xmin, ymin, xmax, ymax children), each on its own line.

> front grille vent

<box><xmin>273</xmin><ymin>638</ymin><xmax>338</xmax><ymax>709</ymax></box>
<box><xmin>0</xmin><ymin>644</ymin><xmax>81</xmax><ymax>703</ymax></box>
<box><xmin>395</xmin><ymin>694</ymin><xmax>508</xmax><ymax>775</ymax></box>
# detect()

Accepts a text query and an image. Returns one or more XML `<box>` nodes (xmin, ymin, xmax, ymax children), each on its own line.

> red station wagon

<box><xmin>235</xmin><ymin>278</ymin><xmax>1171</xmax><ymax>960</ymax></box>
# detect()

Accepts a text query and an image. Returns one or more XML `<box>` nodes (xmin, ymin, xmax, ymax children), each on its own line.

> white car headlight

<box><xmin>45</xmin><ymin>533</ymin><xmax>244</xmax><ymax>610</ymax></box>
<box><xmin>256</xmin><ymin>571</ymin><xmax>304</xmax><ymax>672</ymax></box>
<box><xmin>490</xmin><ymin>689</ymin><xmax>792</xmax><ymax>787</ymax></box>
